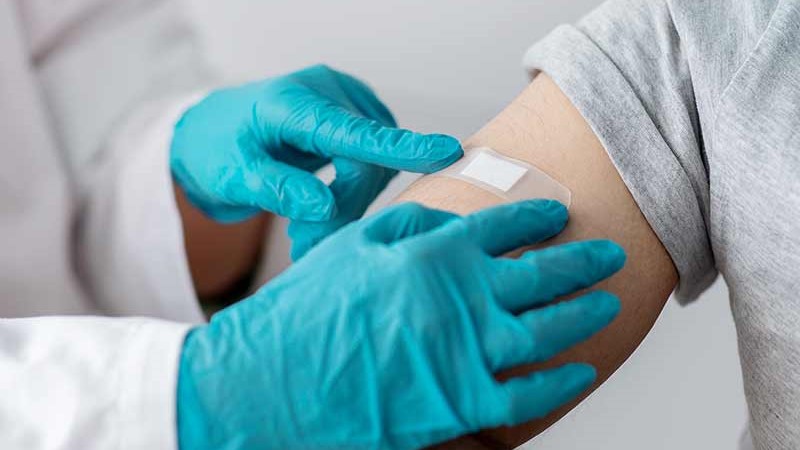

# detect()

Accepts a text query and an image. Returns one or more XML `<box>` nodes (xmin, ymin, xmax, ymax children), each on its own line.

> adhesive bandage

<box><xmin>432</xmin><ymin>147</ymin><xmax>571</xmax><ymax>207</ymax></box>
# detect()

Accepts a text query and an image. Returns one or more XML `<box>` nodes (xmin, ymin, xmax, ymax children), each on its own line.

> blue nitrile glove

<box><xmin>176</xmin><ymin>200</ymin><xmax>626</xmax><ymax>450</ymax></box>
<box><xmin>286</xmin><ymin>156</ymin><xmax>393</xmax><ymax>261</ymax></box>
<box><xmin>170</xmin><ymin>64</ymin><xmax>462</xmax><ymax>255</ymax></box>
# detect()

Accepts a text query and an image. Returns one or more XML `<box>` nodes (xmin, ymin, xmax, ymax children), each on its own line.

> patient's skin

<box><xmin>397</xmin><ymin>74</ymin><xmax>678</xmax><ymax>449</ymax></box>
<box><xmin>175</xmin><ymin>185</ymin><xmax>269</xmax><ymax>299</ymax></box>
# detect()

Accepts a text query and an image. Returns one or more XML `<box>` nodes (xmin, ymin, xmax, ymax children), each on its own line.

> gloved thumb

<box><xmin>288</xmin><ymin>158</ymin><xmax>396</xmax><ymax>260</ymax></box>
<box><xmin>230</xmin><ymin>158</ymin><xmax>337</xmax><ymax>221</ymax></box>
<box><xmin>362</xmin><ymin>203</ymin><xmax>458</xmax><ymax>245</ymax></box>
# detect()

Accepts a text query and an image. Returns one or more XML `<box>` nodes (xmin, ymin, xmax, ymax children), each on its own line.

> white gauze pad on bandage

<box><xmin>433</xmin><ymin>147</ymin><xmax>571</xmax><ymax>207</ymax></box>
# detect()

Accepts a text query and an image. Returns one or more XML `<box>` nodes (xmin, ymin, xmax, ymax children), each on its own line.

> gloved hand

<box><xmin>170</xmin><ymin>64</ymin><xmax>462</xmax><ymax>258</ymax></box>
<box><xmin>177</xmin><ymin>200</ymin><xmax>626</xmax><ymax>450</ymax></box>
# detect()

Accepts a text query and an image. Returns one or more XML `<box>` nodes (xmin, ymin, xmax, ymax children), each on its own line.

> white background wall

<box><xmin>190</xmin><ymin>2</ymin><xmax>748</xmax><ymax>448</ymax></box>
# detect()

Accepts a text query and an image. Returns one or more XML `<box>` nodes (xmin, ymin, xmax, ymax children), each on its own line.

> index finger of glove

<box><xmin>432</xmin><ymin>200</ymin><xmax>568</xmax><ymax>256</ymax></box>
<box><xmin>278</xmin><ymin>95</ymin><xmax>462</xmax><ymax>173</ymax></box>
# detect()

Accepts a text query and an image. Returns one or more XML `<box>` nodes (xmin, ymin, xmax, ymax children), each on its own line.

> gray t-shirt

<box><xmin>523</xmin><ymin>1</ymin><xmax>800</xmax><ymax>448</ymax></box>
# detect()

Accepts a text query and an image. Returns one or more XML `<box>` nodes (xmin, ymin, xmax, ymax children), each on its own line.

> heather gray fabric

<box><xmin>523</xmin><ymin>1</ymin><xmax>800</xmax><ymax>448</ymax></box>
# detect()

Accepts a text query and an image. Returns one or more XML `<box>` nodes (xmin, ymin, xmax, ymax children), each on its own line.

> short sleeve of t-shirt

<box><xmin>523</xmin><ymin>0</ymin><xmax>717</xmax><ymax>302</ymax></box>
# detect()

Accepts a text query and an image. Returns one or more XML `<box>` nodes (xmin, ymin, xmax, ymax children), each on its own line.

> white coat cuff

<box><xmin>104</xmin><ymin>92</ymin><xmax>208</xmax><ymax>322</ymax></box>
<box><xmin>118</xmin><ymin>319</ymin><xmax>193</xmax><ymax>450</ymax></box>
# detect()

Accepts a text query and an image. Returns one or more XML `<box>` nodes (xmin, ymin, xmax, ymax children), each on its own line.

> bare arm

<box><xmin>397</xmin><ymin>74</ymin><xmax>678</xmax><ymax>448</ymax></box>
<box><xmin>175</xmin><ymin>186</ymin><xmax>269</xmax><ymax>300</ymax></box>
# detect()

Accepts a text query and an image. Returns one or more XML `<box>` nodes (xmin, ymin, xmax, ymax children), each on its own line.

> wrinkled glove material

<box><xmin>170</xmin><ymin>65</ymin><xmax>462</xmax><ymax>259</ymax></box>
<box><xmin>177</xmin><ymin>199</ymin><xmax>626</xmax><ymax>450</ymax></box>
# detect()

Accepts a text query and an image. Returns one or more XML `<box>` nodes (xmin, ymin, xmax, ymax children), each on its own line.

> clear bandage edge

<box><xmin>430</xmin><ymin>147</ymin><xmax>571</xmax><ymax>207</ymax></box>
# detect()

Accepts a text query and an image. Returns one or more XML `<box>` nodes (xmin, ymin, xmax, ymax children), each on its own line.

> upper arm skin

<box><xmin>395</xmin><ymin>74</ymin><xmax>678</xmax><ymax>449</ymax></box>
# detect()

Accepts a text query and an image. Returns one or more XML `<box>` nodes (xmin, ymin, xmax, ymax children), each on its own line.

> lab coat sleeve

<box><xmin>58</xmin><ymin>1</ymin><xmax>278</xmax><ymax>318</ymax></box>
<box><xmin>76</xmin><ymin>93</ymin><xmax>208</xmax><ymax>323</ymax></box>
<box><xmin>0</xmin><ymin>316</ymin><xmax>191</xmax><ymax>450</ymax></box>
<box><xmin>38</xmin><ymin>0</ymin><xmax>218</xmax><ymax>322</ymax></box>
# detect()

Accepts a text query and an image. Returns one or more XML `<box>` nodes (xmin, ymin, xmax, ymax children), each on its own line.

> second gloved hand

<box><xmin>177</xmin><ymin>200</ymin><xmax>626</xmax><ymax>450</ymax></box>
<box><xmin>170</xmin><ymin>65</ymin><xmax>462</xmax><ymax>256</ymax></box>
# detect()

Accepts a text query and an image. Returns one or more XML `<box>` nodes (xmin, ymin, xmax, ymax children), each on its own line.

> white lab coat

<box><xmin>0</xmin><ymin>0</ymin><xmax>212</xmax><ymax>448</ymax></box>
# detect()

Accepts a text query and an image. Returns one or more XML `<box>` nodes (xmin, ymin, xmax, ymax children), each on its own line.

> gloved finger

<box><xmin>331</xmin><ymin>69</ymin><xmax>397</xmax><ymax>127</ymax></box>
<box><xmin>362</xmin><ymin>203</ymin><xmax>458</xmax><ymax>245</ymax></box>
<box><xmin>490</xmin><ymin>240</ymin><xmax>626</xmax><ymax>312</ymax></box>
<box><xmin>289</xmin><ymin>158</ymin><xmax>396</xmax><ymax>260</ymax></box>
<box><xmin>487</xmin><ymin>291</ymin><xmax>620</xmax><ymax>372</ymax></box>
<box><xmin>489</xmin><ymin>363</ymin><xmax>596</xmax><ymax>427</ymax></box>
<box><xmin>516</xmin><ymin>291</ymin><xmax>620</xmax><ymax>363</ymax></box>
<box><xmin>432</xmin><ymin>200</ymin><xmax>567</xmax><ymax>256</ymax></box>
<box><xmin>278</xmin><ymin>94</ymin><xmax>463</xmax><ymax>173</ymax></box>
<box><xmin>226</xmin><ymin>157</ymin><xmax>336</xmax><ymax>221</ymax></box>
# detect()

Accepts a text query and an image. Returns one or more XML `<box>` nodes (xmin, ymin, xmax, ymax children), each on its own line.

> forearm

<box><xmin>175</xmin><ymin>185</ymin><xmax>269</xmax><ymax>300</ymax></box>
<box><xmin>398</xmin><ymin>74</ymin><xmax>677</xmax><ymax>448</ymax></box>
